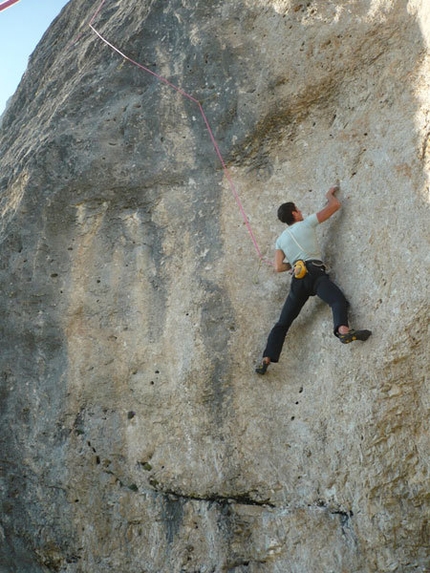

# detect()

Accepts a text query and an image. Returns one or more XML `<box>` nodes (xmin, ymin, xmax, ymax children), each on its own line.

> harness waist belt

<box><xmin>305</xmin><ymin>259</ymin><xmax>324</xmax><ymax>266</ymax></box>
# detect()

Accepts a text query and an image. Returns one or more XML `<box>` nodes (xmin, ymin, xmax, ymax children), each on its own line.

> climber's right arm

<box><xmin>274</xmin><ymin>249</ymin><xmax>292</xmax><ymax>273</ymax></box>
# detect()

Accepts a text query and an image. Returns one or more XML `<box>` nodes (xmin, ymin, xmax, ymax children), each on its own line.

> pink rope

<box><xmin>0</xmin><ymin>0</ymin><xmax>20</xmax><ymax>12</ymax></box>
<box><xmin>86</xmin><ymin>0</ymin><xmax>270</xmax><ymax>265</ymax></box>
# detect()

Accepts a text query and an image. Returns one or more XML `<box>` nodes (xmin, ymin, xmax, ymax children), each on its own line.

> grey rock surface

<box><xmin>0</xmin><ymin>0</ymin><xmax>429</xmax><ymax>571</ymax></box>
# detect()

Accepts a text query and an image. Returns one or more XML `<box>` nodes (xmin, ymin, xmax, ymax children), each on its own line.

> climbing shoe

<box><xmin>255</xmin><ymin>360</ymin><xmax>269</xmax><ymax>375</ymax></box>
<box><xmin>338</xmin><ymin>329</ymin><xmax>372</xmax><ymax>344</ymax></box>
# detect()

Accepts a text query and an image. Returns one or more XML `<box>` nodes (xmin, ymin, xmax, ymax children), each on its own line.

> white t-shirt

<box><xmin>275</xmin><ymin>213</ymin><xmax>322</xmax><ymax>264</ymax></box>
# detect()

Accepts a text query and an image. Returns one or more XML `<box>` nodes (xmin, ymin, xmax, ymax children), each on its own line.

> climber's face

<box><xmin>292</xmin><ymin>208</ymin><xmax>303</xmax><ymax>222</ymax></box>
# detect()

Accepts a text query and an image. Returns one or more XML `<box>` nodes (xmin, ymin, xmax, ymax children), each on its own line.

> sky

<box><xmin>0</xmin><ymin>0</ymin><xmax>70</xmax><ymax>114</ymax></box>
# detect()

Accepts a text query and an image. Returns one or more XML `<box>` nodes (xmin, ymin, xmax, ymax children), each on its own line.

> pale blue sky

<box><xmin>0</xmin><ymin>0</ymin><xmax>70</xmax><ymax>114</ymax></box>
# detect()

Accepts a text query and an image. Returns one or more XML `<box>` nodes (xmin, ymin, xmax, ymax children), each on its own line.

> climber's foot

<box><xmin>255</xmin><ymin>358</ymin><xmax>270</xmax><ymax>375</ymax></box>
<box><xmin>338</xmin><ymin>329</ymin><xmax>372</xmax><ymax>344</ymax></box>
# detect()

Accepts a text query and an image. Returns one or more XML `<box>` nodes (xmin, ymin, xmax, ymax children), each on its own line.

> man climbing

<box><xmin>256</xmin><ymin>185</ymin><xmax>371</xmax><ymax>375</ymax></box>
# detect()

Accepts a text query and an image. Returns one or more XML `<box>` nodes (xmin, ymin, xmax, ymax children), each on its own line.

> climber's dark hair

<box><xmin>277</xmin><ymin>202</ymin><xmax>297</xmax><ymax>225</ymax></box>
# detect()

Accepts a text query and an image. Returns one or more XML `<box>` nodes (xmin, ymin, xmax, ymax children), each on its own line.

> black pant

<box><xmin>263</xmin><ymin>261</ymin><xmax>349</xmax><ymax>363</ymax></box>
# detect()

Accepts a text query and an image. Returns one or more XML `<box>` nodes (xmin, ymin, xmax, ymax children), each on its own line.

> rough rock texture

<box><xmin>0</xmin><ymin>0</ymin><xmax>429</xmax><ymax>571</ymax></box>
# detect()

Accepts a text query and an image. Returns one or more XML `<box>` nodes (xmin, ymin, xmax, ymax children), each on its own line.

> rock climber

<box><xmin>256</xmin><ymin>185</ymin><xmax>371</xmax><ymax>375</ymax></box>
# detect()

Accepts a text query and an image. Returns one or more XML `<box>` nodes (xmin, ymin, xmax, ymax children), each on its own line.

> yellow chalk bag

<box><xmin>293</xmin><ymin>260</ymin><xmax>308</xmax><ymax>279</ymax></box>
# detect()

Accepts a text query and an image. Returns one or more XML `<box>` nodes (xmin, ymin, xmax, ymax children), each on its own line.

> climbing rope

<box><xmin>84</xmin><ymin>0</ymin><xmax>271</xmax><ymax>265</ymax></box>
<box><xmin>0</xmin><ymin>0</ymin><xmax>21</xmax><ymax>12</ymax></box>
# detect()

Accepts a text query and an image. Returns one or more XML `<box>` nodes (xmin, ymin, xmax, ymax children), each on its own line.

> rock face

<box><xmin>0</xmin><ymin>0</ymin><xmax>429</xmax><ymax>571</ymax></box>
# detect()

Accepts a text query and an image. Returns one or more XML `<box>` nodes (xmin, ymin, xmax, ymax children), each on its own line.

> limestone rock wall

<box><xmin>0</xmin><ymin>0</ymin><xmax>429</xmax><ymax>571</ymax></box>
